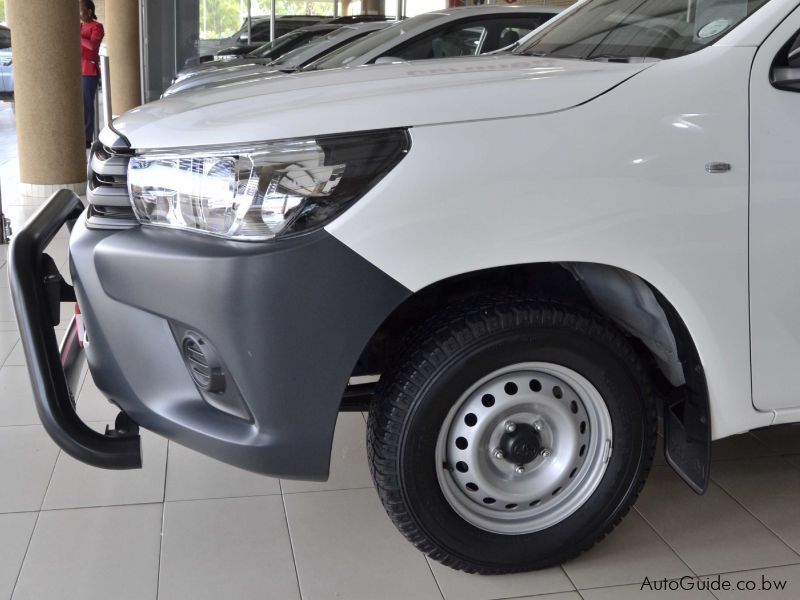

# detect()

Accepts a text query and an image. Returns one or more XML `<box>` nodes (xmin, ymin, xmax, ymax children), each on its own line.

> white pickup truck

<box><xmin>9</xmin><ymin>0</ymin><xmax>799</xmax><ymax>575</ymax></box>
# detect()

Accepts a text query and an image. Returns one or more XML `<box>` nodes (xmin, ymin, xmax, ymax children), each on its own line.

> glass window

<box><xmin>517</xmin><ymin>0</ymin><xmax>770</xmax><ymax>61</ymax></box>
<box><xmin>395</xmin><ymin>25</ymin><xmax>489</xmax><ymax>60</ymax></box>
<box><xmin>0</xmin><ymin>29</ymin><xmax>10</xmax><ymax>50</ymax></box>
<box><xmin>307</xmin><ymin>13</ymin><xmax>445</xmax><ymax>70</ymax></box>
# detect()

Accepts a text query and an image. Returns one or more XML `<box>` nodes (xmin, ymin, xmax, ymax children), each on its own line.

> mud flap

<box><xmin>664</xmin><ymin>384</ymin><xmax>710</xmax><ymax>494</ymax></box>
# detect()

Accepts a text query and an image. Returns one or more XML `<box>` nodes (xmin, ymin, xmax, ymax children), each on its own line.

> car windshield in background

<box><xmin>305</xmin><ymin>13</ymin><xmax>444</xmax><ymax>70</ymax></box>
<box><xmin>248</xmin><ymin>31</ymin><xmax>306</xmax><ymax>58</ymax></box>
<box><xmin>0</xmin><ymin>28</ymin><xmax>10</xmax><ymax>50</ymax></box>
<box><xmin>271</xmin><ymin>31</ymin><xmax>346</xmax><ymax>68</ymax></box>
<box><xmin>517</xmin><ymin>0</ymin><xmax>769</xmax><ymax>61</ymax></box>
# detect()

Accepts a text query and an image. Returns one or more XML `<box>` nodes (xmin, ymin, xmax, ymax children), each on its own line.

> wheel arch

<box><xmin>352</xmin><ymin>261</ymin><xmax>710</xmax><ymax>492</ymax></box>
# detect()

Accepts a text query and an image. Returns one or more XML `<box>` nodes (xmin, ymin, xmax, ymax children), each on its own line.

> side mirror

<box><xmin>772</xmin><ymin>67</ymin><xmax>800</xmax><ymax>92</ymax></box>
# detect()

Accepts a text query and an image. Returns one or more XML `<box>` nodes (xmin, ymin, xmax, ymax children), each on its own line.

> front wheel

<box><xmin>368</xmin><ymin>298</ymin><xmax>656</xmax><ymax>574</ymax></box>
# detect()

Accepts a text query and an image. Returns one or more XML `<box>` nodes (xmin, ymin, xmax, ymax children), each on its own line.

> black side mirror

<box><xmin>772</xmin><ymin>67</ymin><xmax>800</xmax><ymax>92</ymax></box>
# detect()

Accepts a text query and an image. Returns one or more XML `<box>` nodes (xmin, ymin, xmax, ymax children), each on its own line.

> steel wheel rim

<box><xmin>434</xmin><ymin>362</ymin><xmax>614</xmax><ymax>535</ymax></box>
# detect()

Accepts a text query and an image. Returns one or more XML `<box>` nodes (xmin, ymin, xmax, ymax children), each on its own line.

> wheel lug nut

<box><xmin>514</xmin><ymin>465</ymin><xmax>525</xmax><ymax>475</ymax></box>
<box><xmin>493</xmin><ymin>448</ymin><xmax>505</xmax><ymax>460</ymax></box>
<box><xmin>533</xmin><ymin>421</ymin><xmax>544</xmax><ymax>432</ymax></box>
<box><xmin>540</xmin><ymin>448</ymin><xmax>552</xmax><ymax>458</ymax></box>
<box><xmin>505</xmin><ymin>421</ymin><xmax>517</xmax><ymax>433</ymax></box>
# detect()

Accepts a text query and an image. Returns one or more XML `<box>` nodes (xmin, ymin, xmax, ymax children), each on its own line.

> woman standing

<box><xmin>80</xmin><ymin>1</ymin><xmax>104</xmax><ymax>148</ymax></box>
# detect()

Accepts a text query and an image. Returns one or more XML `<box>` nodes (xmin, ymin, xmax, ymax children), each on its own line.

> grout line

<box><xmin>9</xmin><ymin>510</ymin><xmax>41</xmax><ymax>598</ymax></box>
<box><xmin>155</xmin><ymin>498</ymin><xmax>166</xmax><ymax>600</ymax></box>
<box><xmin>155</xmin><ymin>443</ymin><xmax>169</xmax><ymax>599</ymax></box>
<box><xmin>278</xmin><ymin>479</ymin><xmax>304</xmax><ymax>600</ymax></box>
<box><xmin>632</xmin><ymin>505</ymin><xmax>698</xmax><ymax>577</ymax></box>
<box><xmin>559</xmin><ymin>563</ymin><xmax>580</xmax><ymax>596</ymax></box>
<box><xmin>0</xmin><ymin>501</ymin><xmax>166</xmax><ymax>517</ymax></box>
<box><xmin>10</xmin><ymin>446</ymin><xmax>64</xmax><ymax>596</ymax></box>
<box><xmin>422</xmin><ymin>556</ymin><xmax>446</xmax><ymax>600</ymax></box>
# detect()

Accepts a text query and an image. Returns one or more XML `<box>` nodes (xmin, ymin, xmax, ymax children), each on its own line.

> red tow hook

<box><xmin>74</xmin><ymin>303</ymin><xmax>88</xmax><ymax>348</ymax></box>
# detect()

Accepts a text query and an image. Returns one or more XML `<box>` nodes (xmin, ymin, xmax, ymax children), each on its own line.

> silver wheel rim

<box><xmin>434</xmin><ymin>362</ymin><xmax>613</xmax><ymax>535</ymax></box>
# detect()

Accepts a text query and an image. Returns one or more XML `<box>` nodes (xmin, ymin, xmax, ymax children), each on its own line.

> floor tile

<box><xmin>42</xmin><ymin>429</ymin><xmax>167</xmax><ymax>510</ymax></box>
<box><xmin>281</xmin><ymin>412</ymin><xmax>373</xmax><ymax>494</ymax></box>
<box><xmin>635</xmin><ymin>466</ymin><xmax>798</xmax><ymax>575</ymax></box>
<box><xmin>711</xmin><ymin>433</ymin><xmax>775</xmax><ymax>461</ymax></box>
<box><xmin>708</xmin><ymin>564</ymin><xmax>800</xmax><ymax>599</ymax></box>
<box><xmin>563</xmin><ymin>510</ymin><xmax>691</xmax><ymax>589</ymax></box>
<box><xmin>285</xmin><ymin>488</ymin><xmax>442</xmax><ymax>600</ymax></box>
<box><xmin>0</xmin><ymin>329</ymin><xmax>17</xmax><ymax>364</ymax></box>
<box><xmin>75</xmin><ymin>370</ymin><xmax>121</xmax><ymax>423</ymax></box>
<box><xmin>159</xmin><ymin>496</ymin><xmax>299</xmax><ymax>600</ymax></box>
<box><xmin>752</xmin><ymin>425</ymin><xmax>800</xmax><ymax>455</ymax></box>
<box><xmin>0</xmin><ymin>366</ymin><xmax>39</xmax><ymax>426</ymax></box>
<box><xmin>0</xmin><ymin>426</ymin><xmax>59</xmax><ymax>513</ymax></box>
<box><xmin>0</xmin><ymin>291</ymin><xmax>16</xmax><ymax>322</ymax></box>
<box><xmin>3</xmin><ymin>340</ymin><xmax>23</xmax><ymax>366</ymax></box>
<box><xmin>581</xmin><ymin>582</ymin><xmax>715</xmax><ymax>599</ymax></box>
<box><xmin>712</xmin><ymin>456</ymin><xmax>800</xmax><ymax>554</ymax></box>
<box><xmin>164</xmin><ymin>441</ymin><xmax>280</xmax><ymax>502</ymax></box>
<box><xmin>0</xmin><ymin>512</ymin><xmax>37</xmax><ymax>600</ymax></box>
<box><xmin>12</xmin><ymin>504</ymin><xmax>162</xmax><ymax>600</ymax></box>
<box><xmin>428</xmin><ymin>559</ymin><xmax>573</xmax><ymax>600</ymax></box>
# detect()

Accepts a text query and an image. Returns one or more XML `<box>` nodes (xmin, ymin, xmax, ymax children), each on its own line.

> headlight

<box><xmin>128</xmin><ymin>129</ymin><xmax>409</xmax><ymax>241</ymax></box>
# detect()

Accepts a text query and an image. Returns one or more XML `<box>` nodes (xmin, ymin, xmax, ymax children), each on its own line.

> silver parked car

<box><xmin>165</xmin><ymin>5</ymin><xmax>562</xmax><ymax>97</ymax></box>
<box><xmin>0</xmin><ymin>25</ymin><xmax>12</xmax><ymax>100</ymax></box>
<box><xmin>166</xmin><ymin>22</ymin><xmax>391</xmax><ymax>97</ymax></box>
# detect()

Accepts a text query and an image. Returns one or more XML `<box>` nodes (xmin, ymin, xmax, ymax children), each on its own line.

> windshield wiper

<box><xmin>588</xmin><ymin>54</ymin><xmax>661</xmax><ymax>63</ymax></box>
<box><xmin>520</xmin><ymin>50</ymin><xmax>550</xmax><ymax>57</ymax></box>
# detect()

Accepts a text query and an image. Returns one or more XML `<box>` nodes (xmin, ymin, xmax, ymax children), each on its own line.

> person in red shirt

<box><xmin>80</xmin><ymin>1</ymin><xmax>104</xmax><ymax>148</ymax></box>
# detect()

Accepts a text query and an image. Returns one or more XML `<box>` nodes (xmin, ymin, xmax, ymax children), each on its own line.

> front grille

<box><xmin>86</xmin><ymin>134</ymin><xmax>137</xmax><ymax>229</ymax></box>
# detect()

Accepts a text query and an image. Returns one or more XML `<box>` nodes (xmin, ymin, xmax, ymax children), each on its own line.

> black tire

<box><xmin>367</xmin><ymin>297</ymin><xmax>656</xmax><ymax>574</ymax></box>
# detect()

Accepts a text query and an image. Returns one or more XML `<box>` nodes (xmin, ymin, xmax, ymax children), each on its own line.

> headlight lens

<box><xmin>128</xmin><ymin>129</ymin><xmax>409</xmax><ymax>241</ymax></box>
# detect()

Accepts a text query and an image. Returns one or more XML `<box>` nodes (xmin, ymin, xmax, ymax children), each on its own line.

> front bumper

<box><xmin>54</xmin><ymin>191</ymin><xmax>408</xmax><ymax>479</ymax></box>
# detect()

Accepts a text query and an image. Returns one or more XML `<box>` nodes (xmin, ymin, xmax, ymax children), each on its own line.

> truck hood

<box><xmin>115</xmin><ymin>54</ymin><xmax>653</xmax><ymax>149</ymax></box>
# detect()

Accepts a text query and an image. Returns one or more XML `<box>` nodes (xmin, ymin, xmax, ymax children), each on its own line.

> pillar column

<box><xmin>8</xmin><ymin>0</ymin><xmax>86</xmax><ymax>195</ymax></box>
<box><xmin>105</xmin><ymin>0</ymin><xmax>142</xmax><ymax>115</ymax></box>
<box><xmin>362</xmin><ymin>0</ymin><xmax>386</xmax><ymax>16</ymax></box>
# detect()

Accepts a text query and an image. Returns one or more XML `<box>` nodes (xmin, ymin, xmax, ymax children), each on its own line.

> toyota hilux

<box><xmin>10</xmin><ymin>0</ymin><xmax>798</xmax><ymax>574</ymax></box>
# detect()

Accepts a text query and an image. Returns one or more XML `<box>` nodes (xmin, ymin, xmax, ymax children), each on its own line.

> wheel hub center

<box><xmin>499</xmin><ymin>423</ymin><xmax>541</xmax><ymax>464</ymax></box>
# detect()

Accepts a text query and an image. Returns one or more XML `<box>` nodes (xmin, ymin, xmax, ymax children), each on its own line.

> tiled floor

<box><xmin>4</xmin><ymin>102</ymin><xmax>800</xmax><ymax>599</ymax></box>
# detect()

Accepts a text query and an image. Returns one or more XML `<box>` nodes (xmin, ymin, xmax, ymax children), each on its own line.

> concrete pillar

<box><xmin>8</xmin><ymin>0</ymin><xmax>87</xmax><ymax>194</ymax></box>
<box><xmin>362</xmin><ymin>0</ymin><xmax>386</xmax><ymax>15</ymax></box>
<box><xmin>105</xmin><ymin>0</ymin><xmax>142</xmax><ymax>115</ymax></box>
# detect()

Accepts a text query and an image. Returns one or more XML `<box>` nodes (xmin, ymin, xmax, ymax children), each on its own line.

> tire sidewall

<box><xmin>396</xmin><ymin>323</ymin><xmax>650</xmax><ymax>570</ymax></box>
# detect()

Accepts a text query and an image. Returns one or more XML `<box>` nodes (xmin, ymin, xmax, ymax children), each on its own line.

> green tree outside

<box><xmin>200</xmin><ymin>0</ymin><xmax>334</xmax><ymax>39</ymax></box>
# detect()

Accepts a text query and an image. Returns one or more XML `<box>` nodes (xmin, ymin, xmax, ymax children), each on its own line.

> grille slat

<box><xmin>86</xmin><ymin>137</ymin><xmax>137</xmax><ymax>228</ymax></box>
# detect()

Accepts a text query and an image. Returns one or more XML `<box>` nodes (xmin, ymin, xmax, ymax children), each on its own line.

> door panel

<box><xmin>750</xmin><ymin>6</ymin><xmax>800</xmax><ymax>409</ymax></box>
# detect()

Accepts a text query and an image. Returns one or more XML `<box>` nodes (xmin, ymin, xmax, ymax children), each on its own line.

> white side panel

<box><xmin>749</xmin><ymin>5</ymin><xmax>800</xmax><ymax>410</ymax></box>
<box><xmin>328</xmin><ymin>46</ymin><xmax>770</xmax><ymax>439</ymax></box>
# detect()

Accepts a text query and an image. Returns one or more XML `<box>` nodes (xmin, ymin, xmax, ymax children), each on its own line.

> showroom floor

<box><xmin>3</xmin><ymin>103</ymin><xmax>800</xmax><ymax>600</ymax></box>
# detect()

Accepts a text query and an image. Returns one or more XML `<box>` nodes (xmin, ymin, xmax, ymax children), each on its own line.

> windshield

<box><xmin>517</xmin><ymin>0</ymin><xmax>769</xmax><ymax>61</ymax></box>
<box><xmin>247</xmin><ymin>31</ymin><xmax>313</xmax><ymax>58</ymax></box>
<box><xmin>305</xmin><ymin>13</ymin><xmax>444</xmax><ymax>70</ymax></box>
<box><xmin>271</xmin><ymin>31</ymin><xmax>346</xmax><ymax>68</ymax></box>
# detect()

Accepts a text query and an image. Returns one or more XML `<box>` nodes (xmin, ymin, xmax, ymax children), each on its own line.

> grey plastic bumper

<box><xmin>70</xmin><ymin>210</ymin><xmax>409</xmax><ymax>480</ymax></box>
